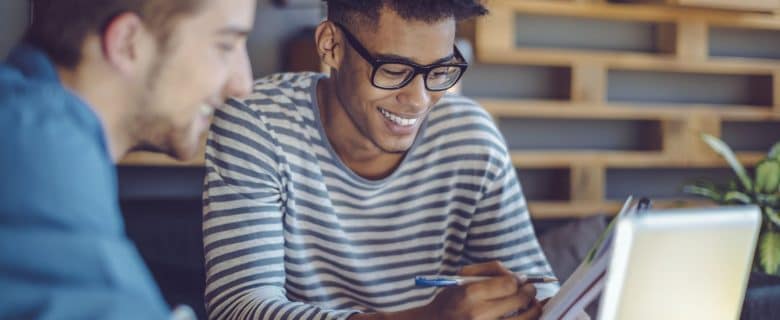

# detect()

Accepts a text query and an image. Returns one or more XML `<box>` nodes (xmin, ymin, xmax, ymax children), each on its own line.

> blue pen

<box><xmin>415</xmin><ymin>274</ymin><xmax>558</xmax><ymax>287</ymax></box>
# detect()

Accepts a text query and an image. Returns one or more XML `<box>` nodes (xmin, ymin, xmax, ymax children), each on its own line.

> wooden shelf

<box><xmin>483</xmin><ymin>0</ymin><xmax>780</xmax><ymax>29</ymax></box>
<box><xmin>661</xmin><ymin>0</ymin><xmax>780</xmax><ymax>12</ymax></box>
<box><xmin>478</xmin><ymin>47</ymin><xmax>780</xmax><ymax>75</ymax></box>
<box><xmin>473</xmin><ymin>0</ymin><xmax>780</xmax><ymax>217</ymax></box>
<box><xmin>529</xmin><ymin>201</ymin><xmax>622</xmax><ymax>218</ymax></box>
<box><xmin>529</xmin><ymin>198</ymin><xmax>716</xmax><ymax>218</ymax></box>
<box><xmin>479</xmin><ymin>99</ymin><xmax>780</xmax><ymax>121</ymax></box>
<box><xmin>510</xmin><ymin>151</ymin><xmax>765</xmax><ymax>168</ymax></box>
<box><xmin>119</xmin><ymin>151</ymin><xmax>205</xmax><ymax>167</ymax></box>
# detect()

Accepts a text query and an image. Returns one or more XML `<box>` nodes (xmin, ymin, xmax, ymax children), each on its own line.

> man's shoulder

<box><xmin>0</xmin><ymin>68</ymin><xmax>105</xmax><ymax>164</ymax></box>
<box><xmin>230</xmin><ymin>72</ymin><xmax>321</xmax><ymax>118</ymax></box>
<box><xmin>430</xmin><ymin>94</ymin><xmax>493</xmax><ymax>122</ymax></box>
<box><xmin>212</xmin><ymin>73</ymin><xmax>322</xmax><ymax>153</ymax></box>
<box><xmin>0</xmin><ymin>74</ymin><xmax>113</xmax><ymax>225</ymax></box>
<box><xmin>0</xmin><ymin>74</ymin><xmax>97</xmax><ymax>139</ymax></box>
<box><xmin>428</xmin><ymin>94</ymin><xmax>500</xmax><ymax>137</ymax></box>
<box><xmin>423</xmin><ymin>94</ymin><xmax>511</xmax><ymax>163</ymax></box>
<box><xmin>251</xmin><ymin>72</ymin><xmax>322</xmax><ymax>97</ymax></box>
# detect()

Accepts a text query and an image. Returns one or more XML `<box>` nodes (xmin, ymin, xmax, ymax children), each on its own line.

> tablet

<box><xmin>599</xmin><ymin>205</ymin><xmax>761</xmax><ymax>320</ymax></box>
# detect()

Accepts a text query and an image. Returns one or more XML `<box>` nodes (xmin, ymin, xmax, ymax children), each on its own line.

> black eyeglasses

<box><xmin>333</xmin><ymin>22</ymin><xmax>469</xmax><ymax>92</ymax></box>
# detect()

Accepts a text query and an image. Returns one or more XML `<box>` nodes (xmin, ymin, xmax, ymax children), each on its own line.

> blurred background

<box><xmin>3</xmin><ymin>0</ymin><xmax>780</xmax><ymax>319</ymax></box>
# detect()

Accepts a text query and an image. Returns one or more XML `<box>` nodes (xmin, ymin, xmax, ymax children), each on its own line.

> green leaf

<box><xmin>756</xmin><ymin>194</ymin><xmax>780</xmax><ymax>207</ymax></box>
<box><xmin>769</xmin><ymin>141</ymin><xmax>780</xmax><ymax>160</ymax></box>
<box><xmin>682</xmin><ymin>185</ymin><xmax>722</xmax><ymax>202</ymax></box>
<box><xmin>701</xmin><ymin>134</ymin><xmax>753</xmax><ymax>191</ymax></box>
<box><xmin>759</xmin><ymin>231</ymin><xmax>780</xmax><ymax>276</ymax></box>
<box><xmin>765</xmin><ymin>207</ymin><xmax>780</xmax><ymax>230</ymax></box>
<box><xmin>723</xmin><ymin>191</ymin><xmax>752</xmax><ymax>204</ymax></box>
<box><xmin>755</xmin><ymin>160</ymin><xmax>780</xmax><ymax>194</ymax></box>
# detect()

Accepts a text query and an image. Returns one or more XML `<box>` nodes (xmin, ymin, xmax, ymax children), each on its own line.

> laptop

<box><xmin>599</xmin><ymin>205</ymin><xmax>761</xmax><ymax>320</ymax></box>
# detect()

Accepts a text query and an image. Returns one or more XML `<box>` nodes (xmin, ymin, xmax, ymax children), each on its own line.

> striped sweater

<box><xmin>202</xmin><ymin>72</ymin><xmax>557</xmax><ymax>320</ymax></box>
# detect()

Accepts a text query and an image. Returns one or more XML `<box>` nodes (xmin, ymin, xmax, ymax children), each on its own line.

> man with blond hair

<box><xmin>0</xmin><ymin>0</ymin><xmax>256</xmax><ymax>318</ymax></box>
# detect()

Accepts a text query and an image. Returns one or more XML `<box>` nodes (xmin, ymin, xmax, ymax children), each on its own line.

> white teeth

<box><xmin>379</xmin><ymin>108</ymin><xmax>418</xmax><ymax>127</ymax></box>
<box><xmin>200</xmin><ymin>104</ymin><xmax>215</xmax><ymax>117</ymax></box>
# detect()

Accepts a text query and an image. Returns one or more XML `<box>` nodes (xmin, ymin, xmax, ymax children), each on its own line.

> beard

<box><xmin>124</xmin><ymin>46</ymin><xmax>178</xmax><ymax>157</ymax></box>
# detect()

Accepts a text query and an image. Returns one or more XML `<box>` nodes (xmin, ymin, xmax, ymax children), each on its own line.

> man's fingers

<box><xmin>462</xmin><ymin>275</ymin><xmax>519</xmax><ymax>301</ymax></box>
<box><xmin>519</xmin><ymin>282</ymin><xmax>537</xmax><ymax>300</ymax></box>
<box><xmin>474</xmin><ymin>287</ymin><xmax>535</xmax><ymax>320</ymax></box>
<box><xmin>505</xmin><ymin>302</ymin><xmax>543</xmax><ymax>320</ymax></box>
<box><xmin>459</xmin><ymin>261</ymin><xmax>513</xmax><ymax>277</ymax></box>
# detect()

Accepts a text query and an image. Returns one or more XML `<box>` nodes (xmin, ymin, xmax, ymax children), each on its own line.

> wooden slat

<box><xmin>478</xmin><ymin>99</ymin><xmax>780</xmax><ymax>121</ymax></box>
<box><xmin>575</xmin><ymin>0</ymin><xmax>608</xmax><ymax>3</ymax></box>
<box><xmin>570</xmin><ymin>165</ymin><xmax>606</xmax><ymax>202</ymax></box>
<box><xmin>489</xmin><ymin>0</ymin><xmax>677</xmax><ymax>22</ymax></box>
<box><xmin>475</xmin><ymin>5</ymin><xmax>514</xmax><ymax>55</ymax></box>
<box><xmin>510</xmin><ymin>151</ymin><xmax>765</xmax><ymax>168</ymax></box>
<box><xmin>675</xmin><ymin>18</ymin><xmax>709</xmax><ymax>60</ymax></box>
<box><xmin>656</xmin><ymin>23</ymin><xmax>677</xmax><ymax>55</ymax></box>
<box><xmin>119</xmin><ymin>151</ymin><xmax>205</xmax><ymax>167</ymax></box>
<box><xmin>481</xmin><ymin>100</ymin><xmax>674</xmax><ymax>120</ymax></box>
<box><xmin>660</xmin><ymin>113</ymin><xmax>720</xmax><ymax>163</ymax></box>
<box><xmin>490</xmin><ymin>0</ymin><xmax>780</xmax><ymax>29</ymax></box>
<box><xmin>529</xmin><ymin>201</ymin><xmax>622</xmax><ymax>218</ymax></box>
<box><xmin>478</xmin><ymin>47</ymin><xmax>778</xmax><ymax>74</ymax></box>
<box><xmin>774</xmin><ymin>70</ymin><xmax>780</xmax><ymax>113</ymax></box>
<box><xmin>528</xmin><ymin>198</ymin><xmax>717</xmax><ymax>219</ymax></box>
<box><xmin>687</xmin><ymin>114</ymin><xmax>724</xmax><ymax>164</ymax></box>
<box><xmin>661</xmin><ymin>118</ymin><xmax>690</xmax><ymax>161</ymax></box>
<box><xmin>119</xmin><ymin>135</ymin><xmax>207</xmax><ymax>166</ymax></box>
<box><xmin>511</xmin><ymin>152</ymin><xmax>674</xmax><ymax>168</ymax></box>
<box><xmin>571</xmin><ymin>62</ymin><xmax>607</xmax><ymax>103</ymax></box>
<box><xmin>674</xmin><ymin>0</ymin><xmax>780</xmax><ymax>12</ymax></box>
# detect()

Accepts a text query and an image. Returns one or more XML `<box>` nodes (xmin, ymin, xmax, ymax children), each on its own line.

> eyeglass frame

<box><xmin>332</xmin><ymin>22</ymin><xmax>469</xmax><ymax>92</ymax></box>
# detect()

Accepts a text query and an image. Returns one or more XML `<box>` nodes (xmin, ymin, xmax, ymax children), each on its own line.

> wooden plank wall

<box><xmin>121</xmin><ymin>0</ymin><xmax>780</xmax><ymax>219</ymax></box>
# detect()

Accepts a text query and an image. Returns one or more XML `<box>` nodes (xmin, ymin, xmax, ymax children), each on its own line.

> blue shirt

<box><xmin>0</xmin><ymin>45</ymin><xmax>169</xmax><ymax>319</ymax></box>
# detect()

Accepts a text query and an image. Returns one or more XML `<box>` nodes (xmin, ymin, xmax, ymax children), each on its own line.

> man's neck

<box><xmin>56</xmin><ymin>63</ymin><xmax>133</xmax><ymax>162</ymax></box>
<box><xmin>316</xmin><ymin>78</ymin><xmax>404</xmax><ymax>180</ymax></box>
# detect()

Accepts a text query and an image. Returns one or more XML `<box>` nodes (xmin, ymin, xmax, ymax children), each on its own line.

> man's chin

<box><xmin>374</xmin><ymin>128</ymin><xmax>420</xmax><ymax>154</ymax></box>
<box><xmin>130</xmin><ymin>138</ymin><xmax>202</xmax><ymax>162</ymax></box>
<box><xmin>173</xmin><ymin>146</ymin><xmax>202</xmax><ymax>161</ymax></box>
<box><xmin>168</xmin><ymin>138</ymin><xmax>204</xmax><ymax>161</ymax></box>
<box><xmin>377</xmin><ymin>140</ymin><xmax>415</xmax><ymax>154</ymax></box>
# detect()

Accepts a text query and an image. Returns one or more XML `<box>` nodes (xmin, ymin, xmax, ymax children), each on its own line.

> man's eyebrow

<box><xmin>375</xmin><ymin>52</ymin><xmax>456</xmax><ymax>65</ymax></box>
<box><xmin>216</xmin><ymin>26</ymin><xmax>252</xmax><ymax>37</ymax></box>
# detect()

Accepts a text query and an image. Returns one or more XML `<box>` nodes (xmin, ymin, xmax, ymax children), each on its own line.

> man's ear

<box><xmin>100</xmin><ymin>12</ymin><xmax>152</xmax><ymax>76</ymax></box>
<box><xmin>315</xmin><ymin>21</ymin><xmax>343</xmax><ymax>71</ymax></box>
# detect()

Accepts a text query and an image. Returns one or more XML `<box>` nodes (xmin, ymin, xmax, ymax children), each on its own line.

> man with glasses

<box><xmin>203</xmin><ymin>1</ymin><xmax>556</xmax><ymax>319</ymax></box>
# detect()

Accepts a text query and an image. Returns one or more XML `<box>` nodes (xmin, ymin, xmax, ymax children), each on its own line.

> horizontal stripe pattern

<box><xmin>203</xmin><ymin>72</ymin><xmax>557</xmax><ymax>320</ymax></box>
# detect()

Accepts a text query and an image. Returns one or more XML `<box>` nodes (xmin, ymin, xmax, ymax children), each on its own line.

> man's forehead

<box><xmin>183</xmin><ymin>0</ymin><xmax>255</xmax><ymax>31</ymax></box>
<box><xmin>359</xmin><ymin>11</ymin><xmax>457</xmax><ymax>65</ymax></box>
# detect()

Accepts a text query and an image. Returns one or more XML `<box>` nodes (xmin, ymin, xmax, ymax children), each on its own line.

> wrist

<box><xmin>350</xmin><ymin>305</ymin><xmax>430</xmax><ymax>320</ymax></box>
<box><xmin>347</xmin><ymin>312</ymin><xmax>389</xmax><ymax>320</ymax></box>
<box><xmin>392</xmin><ymin>304</ymin><xmax>433</xmax><ymax>320</ymax></box>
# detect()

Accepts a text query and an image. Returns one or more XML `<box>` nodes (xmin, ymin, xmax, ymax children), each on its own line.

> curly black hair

<box><xmin>323</xmin><ymin>0</ymin><xmax>488</xmax><ymax>28</ymax></box>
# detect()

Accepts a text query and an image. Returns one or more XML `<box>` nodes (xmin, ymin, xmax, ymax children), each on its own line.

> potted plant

<box><xmin>684</xmin><ymin>134</ymin><xmax>780</xmax><ymax>277</ymax></box>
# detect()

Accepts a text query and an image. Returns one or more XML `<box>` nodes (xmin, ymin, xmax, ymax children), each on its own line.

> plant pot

<box><xmin>741</xmin><ymin>271</ymin><xmax>780</xmax><ymax>320</ymax></box>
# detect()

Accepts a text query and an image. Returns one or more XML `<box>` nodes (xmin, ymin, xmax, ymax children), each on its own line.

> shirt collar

<box><xmin>5</xmin><ymin>43</ymin><xmax>61</xmax><ymax>83</ymax></box>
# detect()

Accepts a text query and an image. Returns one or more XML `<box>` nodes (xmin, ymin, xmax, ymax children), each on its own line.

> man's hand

<box><xmin>347</xmin><ymin>261</ymin><xmax>542</xmax><ymax>320</ymax></box>
<box><xmin>420</xmin><ymin>261</ymin><xmax>542</xmax><ymax>320</ymax></box>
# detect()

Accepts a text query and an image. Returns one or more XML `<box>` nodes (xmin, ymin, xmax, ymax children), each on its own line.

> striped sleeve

<box><xmin>202</xmin><ymin>99</ymin><xmax>358</xmax><ymax>320</ymax></box>
<box><xmin>463</xmin><ymin>145</ymin><xmax>559</xmax><ymax>296</ymax></box>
